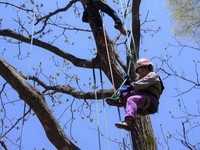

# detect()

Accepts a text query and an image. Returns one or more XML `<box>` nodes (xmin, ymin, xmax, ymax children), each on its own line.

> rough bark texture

<box><xmin>0</xmin><ymin>57</ymin><xmax>80</xmax><ymax>150</ymax></box>
<box><xmin>131</xmin><ymin>115</ymin><xmax>157</xmax><ymax>150</ymax></box>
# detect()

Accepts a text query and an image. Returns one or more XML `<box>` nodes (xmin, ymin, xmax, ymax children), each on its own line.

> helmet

<box><xmin>134</xmin><ymin>58</ymin><xmax>154</xmax><ymax>72</ymax></box>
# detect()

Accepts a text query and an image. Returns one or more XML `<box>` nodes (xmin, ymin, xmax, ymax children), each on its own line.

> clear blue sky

<box><xmin>0</xmin><ymin>0</ymin><xmax>199</xmax><ymax>150</ymax></box>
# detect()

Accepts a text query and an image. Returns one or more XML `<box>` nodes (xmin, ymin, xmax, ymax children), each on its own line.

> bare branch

<box><xmin>0</xmin><ymin>2</ymin><xmax>33</xmax><ymax>13</ymax></box>
<box><xmin>22</xmin><ymin>75</ymin><xmax>114</xmax><ymax>100</ymax></box>
<box><xmin>34</xmin><ymin>0</ymin><xmax>79</xmax><ymax>35</ymax></box>
<box><xmin>0</xmin><ymin>29</ymin><xmax>94</xmax><ymax>68</ymax></box>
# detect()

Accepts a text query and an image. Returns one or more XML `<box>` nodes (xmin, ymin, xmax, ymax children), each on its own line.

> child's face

<box><xmin>137</xmin><ymin>67</ymin><xmax>149</xmax><ymax>78</ymax></box>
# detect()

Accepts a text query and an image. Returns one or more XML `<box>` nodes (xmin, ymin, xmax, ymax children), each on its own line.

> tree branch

<box><xmin>0</xmin><ymin>29</ymin><xmax>94</xmax><ymax>68</ymax></box>
<box><xmin>0</xmin><ymin>57</ymin><xmax>80</xmax><ymax>150</ymax></box>
<box><xmin>22</xmin><ymin>75</ymin><xmax>114</xmax><ymax>99</ymax></box>
<box><xmin>34</xmin><ymin>0</ymin><xmax>79</xmax><ymax>34</ymax></box>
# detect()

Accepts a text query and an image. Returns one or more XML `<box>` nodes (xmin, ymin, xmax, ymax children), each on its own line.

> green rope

<box><xmin>98</xmin><ymin>2</ymin><xmax>139</xmax><ymax>149</ymax></box>
<box><xmin>110</xmin><ymin>0</ymin><xmax>139</xmax><ymax>100</ymax></box>
<box><xmin>111</xmin><ymin>1</ymin><xmax>139</xmax><ymax>149</ymax></box>
<box><xmin>109</xmin><ymin>54</ymin><xmax>132</xmax><ymax>99</ymax></box>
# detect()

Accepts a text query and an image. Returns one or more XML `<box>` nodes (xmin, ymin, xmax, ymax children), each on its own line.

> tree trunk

<box><xmin>131</xmin><ymin>115</ymin><xmax>157</xmax><ymax>150</ymax></box>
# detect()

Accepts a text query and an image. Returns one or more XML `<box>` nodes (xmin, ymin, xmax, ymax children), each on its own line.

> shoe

<box><xmin>114</xmin><ymin>23</ymin><xmax>126</xmax><ymax>36</ymax></box>
<box><xmin>115</xmin><ymin>121</ymin><xmax>132</xmax><ymax>131</ymax></box>
<box><xmin>115</xmin><ymin>116</ymin><xmax>133</xmax><ymax>131</ymax></box>
<box><xmin>106</xmin><ymin>98</ymin><xmax>125</xmax><ymax>107</ymax></box>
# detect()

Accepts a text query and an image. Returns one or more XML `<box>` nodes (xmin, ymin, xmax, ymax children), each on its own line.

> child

<box><xmin>106</xmin><ymin>58</ymin><xmax>164</xmax><ymax>131</ymax></box>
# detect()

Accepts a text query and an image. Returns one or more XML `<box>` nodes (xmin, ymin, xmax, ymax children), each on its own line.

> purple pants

<box><xmin>121</xmin><ymin>90</ymin><xmax>158</xmax><ymax>119</ymax></box>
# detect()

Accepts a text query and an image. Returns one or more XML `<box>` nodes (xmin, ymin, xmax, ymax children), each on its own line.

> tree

<box><xmin>0</xmin><ymin>0</ymin><xmax>158</xmax><ymax>149</ymax></box>
<box><xmin>1</xmin><ymin>0</ymin><xmax>199</xmax><ymax>150</ymax></box>
<box><xmin>166</xmin><ymin>0</ymin><xmax>200</xmax><ymax>43</ymax></box>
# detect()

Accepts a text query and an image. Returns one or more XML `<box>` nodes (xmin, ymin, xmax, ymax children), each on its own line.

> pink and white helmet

<box><xmin>134</xmin><ymin>58</ymin><xmax>154</xmax><ymax>71</ymax></box>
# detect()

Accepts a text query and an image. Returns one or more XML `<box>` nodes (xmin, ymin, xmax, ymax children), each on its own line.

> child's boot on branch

<box><xmin>106</xmin><ymin>97</ymin><xmax>125</xmax><ymax>107</ymax></box>
<box><xmin>115</xmin><ymin>116</ymin><xmax>133</xmax><ymax>131</ymax></box>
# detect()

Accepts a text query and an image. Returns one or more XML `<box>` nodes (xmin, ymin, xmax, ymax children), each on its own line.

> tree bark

<box><xmin>131</xmin><ymin>0</ymin><xmax>141</xmax><ymax>59</ymax></box>
<box><xmin>131</xmin><ymin>115</ymin><xmax>157</xmax><ymax>150</ymax></box>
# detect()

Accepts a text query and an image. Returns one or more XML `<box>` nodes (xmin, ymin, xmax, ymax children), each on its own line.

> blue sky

<box><xmin>0</xmin><ymin>0</ymin><xmax>200</xmax><ymax>150</ymax></box>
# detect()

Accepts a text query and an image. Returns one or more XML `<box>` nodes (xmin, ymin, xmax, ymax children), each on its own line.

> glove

<box><xmin>119</xmin><ymin>86</ymin><xmax>133</xmax><ymax>93</ymax></box>
<box><xmin>123</xmin><ymin>73</ymin><xmax>131</xmax><ymax>85</ymax></box>
<box><xmin>124</xmin><ymin>73</ymin><xmax>129</xmax><ymax>79</ymax></box>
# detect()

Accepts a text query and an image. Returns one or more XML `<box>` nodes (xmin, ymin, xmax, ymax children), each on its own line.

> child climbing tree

<box><xmin>106</xmin><ymin>58</ymin><xmax>164</xmax><ymax>131</ymax></box>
